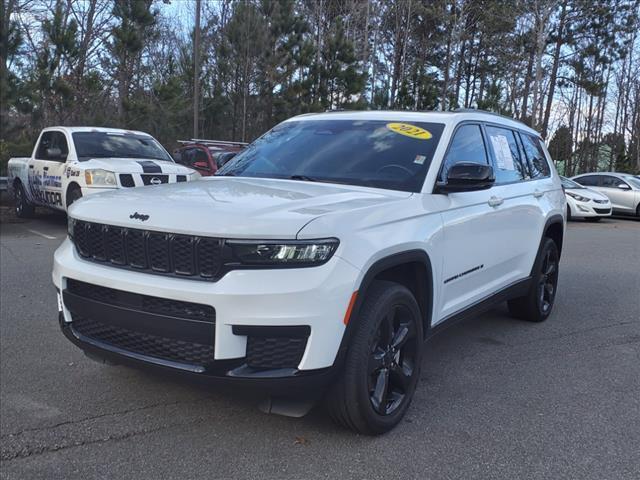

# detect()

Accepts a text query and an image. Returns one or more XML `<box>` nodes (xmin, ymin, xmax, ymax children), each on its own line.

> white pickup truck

<box><xmin>7</xmin><ymin>126</ymin><xmax>198</xmax><ymax>217</ymax></box>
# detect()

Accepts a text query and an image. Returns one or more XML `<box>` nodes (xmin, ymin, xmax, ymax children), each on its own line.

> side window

<box><xmin>440</xmin><ymin>124</ymin><xmax>488</xmax><ymax>180</ymax></box>
<box><xmin>485</xmin><ymin>125</ymin><xmax>527</xmax><ymax>183</ymax></box>
<box><xmin>601</xmin><ymin>176</ymin><xmax>626</xmax><ymax>188</ymax></box>
<box><xmin>195</xmin><ymin>149</ymin><xmax>209</xmax><ymax>165</ymax></box>
<box><xmin>35</xmin><ymin>132</ymin><xmax>55</xmax><ymax>160</ymax></box>
<box><xmin>35</xmin><ymin>131</ymin><xmax>68</xmax><ymax>161</ymax></box>
<box><xmin>575</xmin><ymin>175</ymin><xmax>599</xmax><ymax>186</ymax></box>
<box><xmin>520</xmin><ymin>133</ymin><xmax>550</xmax><ymax>178</ymax></box>
<box><xmin>53</xmin><ymin>132</ymin><xmax>69</xmax><ymax>161</ymax></box>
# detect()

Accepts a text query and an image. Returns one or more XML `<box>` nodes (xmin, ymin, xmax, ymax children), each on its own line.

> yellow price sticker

<box><xmin>386</xmin><ymin>123</ymin><xmax>432</xmax><ymax>140</ymax></box>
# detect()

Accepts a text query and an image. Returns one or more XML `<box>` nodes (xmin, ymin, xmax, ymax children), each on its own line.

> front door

<box><xmin>438</xmin><ymin>123</ymin><xmax>513</xmax><ymax>321</ymax></box>
<box><xmin>598</xmin><ymin>175</ymin><xmax>634</xmax><ymax>213</ymax></box>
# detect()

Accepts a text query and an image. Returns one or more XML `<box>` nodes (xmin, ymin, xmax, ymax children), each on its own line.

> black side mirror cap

<box><xmin>436</xmin><ymin>162</ymin><xmax>495</xmax><ymax>193</ymax></box>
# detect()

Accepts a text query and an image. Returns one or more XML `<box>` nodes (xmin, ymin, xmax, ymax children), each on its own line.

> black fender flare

<box><xmin>332</xmin><ymin>250</ymin><xmax>434</xmax><ymax>369</ymax></box>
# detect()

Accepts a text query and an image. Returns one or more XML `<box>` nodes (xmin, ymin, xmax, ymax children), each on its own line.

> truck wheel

<box><xmin>14</xmin><ymin>182</ymin><xmax>35</xmax><ymax>218</ymax></box>
<box><xmin>508</xmin><ymin>237</ymin><xmax>559</xmax><ymax>322</ymax></box>
<box><xmin>66</xmin><ymin>186</ymin><xmax>83</xmax><ymax>207</ymax></box>
<box><xmin>326</xmin><ymin>281</ymin><xmax>423</xmax><ymax>435</ymax></box>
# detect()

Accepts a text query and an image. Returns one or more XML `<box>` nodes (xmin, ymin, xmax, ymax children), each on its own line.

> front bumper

<box><xmin>569</xmin><ymin>200</ymin><xmax>612</xmax><ymax>217</ymax></box>
<box><xmin>53</xmin><ymin>239</ymin><xmax>360</xmax><ymax>381</ymax></box>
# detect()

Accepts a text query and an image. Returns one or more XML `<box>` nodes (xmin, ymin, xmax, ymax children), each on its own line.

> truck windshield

<box><xmin>72</xmin><ymin>132</ymin><xmax>172</xmax><ymax>162</ymax></box>
<box><xmin>216</xmin><ymin>119</ymin><xmax>445</xmax><ymax>192</ymax></box>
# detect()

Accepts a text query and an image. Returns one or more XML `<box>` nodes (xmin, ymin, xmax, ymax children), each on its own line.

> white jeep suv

<box><xmin>53</xmin><ymin>110</ymin><xmax>566</xmax><ymax>434</ymax></box>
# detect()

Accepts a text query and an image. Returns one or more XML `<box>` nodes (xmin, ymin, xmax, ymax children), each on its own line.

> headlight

<box><xmin>228</xmin><ymin>239</ymin><xmax>339</xmax><ymax>266</ymax></box>
<box><xmin>84</xmin><ymin>169</ymin><xmax>117</xmax><ymax>186</ymax></box>
<box><xmin>566</xmin><ymin>191</ymin><xmax>589</xmax><ymax>202</ymax></box>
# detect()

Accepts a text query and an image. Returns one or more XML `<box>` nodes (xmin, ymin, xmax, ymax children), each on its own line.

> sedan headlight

<box><xmin>566</xmin><ymin>191</ymin><xmax>589</xmax><ymax>202</ymax></box>
<box><xmin>84</xmin><ymin>169</ymin><xmax>117</xmax><ymax>186</ymax></box>
<box><xmin>228</xmin><ymin>239</ymin><xmax>339</xmax><ymax>266</ymax></box>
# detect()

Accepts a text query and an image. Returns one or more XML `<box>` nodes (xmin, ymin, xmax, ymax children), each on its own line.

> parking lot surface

<box><xmin>1</xmin><ymin>209</ymin><xmax>639</xmax><ymax>479</ymax></box>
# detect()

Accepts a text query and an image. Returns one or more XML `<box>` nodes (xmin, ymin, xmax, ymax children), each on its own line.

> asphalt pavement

<box><xmin>1</xmin><ymin>208</ymin><xmax>639</xmax><ymax>479</ymax></box>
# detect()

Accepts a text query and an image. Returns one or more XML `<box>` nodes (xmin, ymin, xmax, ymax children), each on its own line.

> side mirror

<box><xmin>617</xmin><ymin>183</ymin><xmax>631</xmax><ymax>190</ymax></box>
<box><xmin>217</xmin><ymin>152</ymin><xmax>237</xmax><ymax>168</ymax></box>
<box><xmin>46</xmin><ymin>147</ymin><xmax>65</xmax><ymax>160</ymax></box>
<box><xmin>437</xmin><ymin>162</ymin><xmax>495</xmax><ymax>193</ymax></box>
<box><xmin>193</xmin><ymin>161</ymin><xmax>209</xmax><ymax>170</ymax></box>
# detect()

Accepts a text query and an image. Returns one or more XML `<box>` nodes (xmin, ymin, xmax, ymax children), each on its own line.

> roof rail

<box><xmin>177</xmin><ymin>139</ymin><xmax>248</xmax><ymax>147</ymax></box>
<box><xmin>453</xmin><ymin>108</ymin><xmax>527</xmax><ymax>124</ymax></box>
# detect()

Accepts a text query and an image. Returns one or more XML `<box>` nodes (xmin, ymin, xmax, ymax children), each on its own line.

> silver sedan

<box><xmin>572</xmin><ymin>172</ymin><xmax>640</xmax><ymax>217</ymax></box>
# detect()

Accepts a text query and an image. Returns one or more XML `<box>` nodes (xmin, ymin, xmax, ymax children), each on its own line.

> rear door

<box><xmin>598</xmin><ymin>175</ymin><xmax>634</xmax><ymax>213</ymax></box>
<box><xmin>484</xmin><ymin>125</ymin><xmax>546</xmax><ymax>284</ymax></box>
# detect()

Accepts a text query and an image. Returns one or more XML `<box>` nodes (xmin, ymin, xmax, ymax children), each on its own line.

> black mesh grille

<box><xmin>593</xmin><ymin>207</ymin><xmax>611</xmax><ymax>214</ymax></box>
<box><xmin>246</xmin><ymin>336</ymin><xmax>307</xmax><ymax>369</ymax></box>
<box><xmin>71</xmin><ymin>220</ymin><xmax>224</xmax><ymax>280</ymax></box>
<box><xmin>73</xmin><ymin>314</ymin><xmax>214</xmax><ymax>366</ymax></box>
<box><xmin>120</xmin><ymin>174</ymin><xmax>135</xmax><ymax>187</ymax></box>
<box><xmin>66</xmin><ymin>279</ymin><xmax>215</xmax><ymax>322</ymax></box>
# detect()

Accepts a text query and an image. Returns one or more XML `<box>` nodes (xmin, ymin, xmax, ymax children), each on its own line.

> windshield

<box><xmin>622</xmin><ymin>175</ymin><xmax>640</xmax><ymax>189</ymax></box>
<box><xmin>560</xmin><ymin>176</ymin><xmax>584</xmax><ymax>189</ymax></box>
<box><xmin>72</xmin><ymin>132</ymin><xmax>172</xmax><ymax>162</ymax></box>
<box><xmin>216</xmin><ymin>119</ymin><xmax>445</xmax><ymax>192</ymax></box>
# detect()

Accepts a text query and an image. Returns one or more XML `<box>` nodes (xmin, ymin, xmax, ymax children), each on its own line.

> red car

<box><xmin>173</xmin><ymin>139</ymin><xmax>247</xmax><ymax>176</ymax></box>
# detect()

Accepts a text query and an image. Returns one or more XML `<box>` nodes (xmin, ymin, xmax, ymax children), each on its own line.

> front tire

<box><xmin>326</xmin><ymin>281</ymin><xmax>423</xmax><ymax>435</ymax></box>
<box><xmin>508</xmin><ymin>237</ymin><xmax>559</xmax><ymax>322</ymax></box>
<box><xmin>566</xmin><ymin>204</ymin><xmax>572</xmax><ymax>221</ymax></box>
<box><xmin>14</xmin><ymin>182</ymin><xmax>35</xmax><ymax>218</ymax></box>
<box><xmin>66</xmin><ymin>186</ymin><xmax>83</xmax><ymax>207</ymax></box>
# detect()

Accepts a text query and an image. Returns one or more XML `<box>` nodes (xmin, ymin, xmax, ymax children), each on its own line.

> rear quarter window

<box><xmin>520</xmin><ymin>133</ymin><xmax>550</xmax><ymax>178</ymax></box>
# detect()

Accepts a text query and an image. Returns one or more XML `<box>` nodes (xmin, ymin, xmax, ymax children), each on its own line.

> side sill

<box><xmin>426</xmin><ymin>276</ymin><xmax>532</xmax><ymax>340</ymax></box>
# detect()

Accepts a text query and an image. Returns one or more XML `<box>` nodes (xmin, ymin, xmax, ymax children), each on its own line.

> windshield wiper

<box><xmin>287</xmin><ymin>175</ymin><xmax>317</xmax><ymax>182</ymax></box>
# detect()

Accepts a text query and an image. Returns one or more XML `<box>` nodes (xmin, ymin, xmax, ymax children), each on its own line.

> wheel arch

<box><xmin>65</xmin><ymin>181</ymin><xmax>82</xmax><ymax>206</ymax></box>
<box><xmin>333</xmin><ymin>250</ymin><xmax>434</xmax><ymax>368</ymax></box>
<box><xmin>542</xmin><ymin>214</ymin><xmax>564</xmax><ymax>258</ymax></box>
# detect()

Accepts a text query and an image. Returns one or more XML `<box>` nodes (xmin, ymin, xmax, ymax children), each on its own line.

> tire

<box><xmin>636</xmin><ymin>204</ymin><xmax>640</xmax><ymax>218</ymax></box>
<box><xmin>66</xmin><ymin>186</ymin><xmax>83</xmax><ymax>207</ymax></box>
<box><xmin>508</xmin><ymin>237</ymin><xmax>560</xmax><ymax>322</ymax></box>
<box><xmin>566</xmin><ymin>204</ymin><xmax>572</xmax><ymax>221</ymax></box>
<box><xmin>326</xmin><ymin>280</ymin><xmax>423</xmax><ymax>435</ymax></box>
<box><xmin>14</xmin><ymin>182</ymin><xmax>35</xmax><ymax>218</ymax></box>
<box><xmin>584</xmin><ymin>217</ymin><xmax>601</xmax><ymax>222</ymax></box>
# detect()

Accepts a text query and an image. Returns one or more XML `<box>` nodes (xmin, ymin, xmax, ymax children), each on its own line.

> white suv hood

<box><xmin>76</xmin><ymin>158</ymin><xmax>193</xmax><ymax>175</ymax></box>
<box><xmin>69</xmin><ymin>176</ymin><xmax>411</xmax><ymax>239</ymax></box>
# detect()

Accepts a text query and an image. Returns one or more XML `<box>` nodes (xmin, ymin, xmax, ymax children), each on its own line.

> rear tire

<box><xmin>326</xmin><ymin>281</ymin><xmax>423</xmax><ymax>435</ymax></box>
<box><xmin>66</xmin><ymin>186</ymin><xmax>83</xmax><ymax>207</ymax></box>
<box><xmin>14</xmin><ymin>182</ymin><xmax>35</xmax><ymax>218</ymax></box>
<box><xmin>508</xmin><ymin>237</ymin><xmax>559</xmax><ymax>323</ymax></box>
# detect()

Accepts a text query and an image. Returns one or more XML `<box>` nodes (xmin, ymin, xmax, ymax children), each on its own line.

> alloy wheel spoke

<box><xmin>390</xmin><ymin>324</ymin><xmax>410</xmax><ymax>350</ymax></box>
<box><xmin>369</xmin><ymin>348</ymin><xmax>385</xmax><ymax>373</ymax></box>
<box><xmin>545</xmin><ymin>262</ymin><xmax>556</xmax><ymax>276</ymax></box>
<box><xmin>390</xmin><ymin>361</ymin><xmax>412</xmax><ymax>391</ymax></box>
<box><xmin>371</xmin><ymin>368</ymin><xmax>389</xmax><ymax>414</ymax></box>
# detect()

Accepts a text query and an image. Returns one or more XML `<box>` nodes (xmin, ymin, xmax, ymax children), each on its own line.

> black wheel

<box><xmin>508</xmin><ymin>237</ymin><xmax>559</xmax><ymax>322</ymax></box>
<box><xmin>636</xmin><ymin>204</ymin><xmax>640</xmax><ymax>217</ymax></box>
<box><xmin>584</xmin><ymin>217</ymin><xmax>601</xmax><ymax>222</ymax></box>
<box><xmin>14</xmin><ymin>182</ymin><xmax>35</xmax><ymax>218</ymax></box>
<box><xmin>326</xmin><ymin>281</ymin><xmax>423</xmax><ymax>435</ymax></box>
<box><xmin>566</xmin><ymin>204</ymin><xmax>572</xmax><ymax>221</ymax></box>
<box><xmin>66</xmin><ymin>186</ymin><xmax>83</xmax><ymax>207</ymax></box>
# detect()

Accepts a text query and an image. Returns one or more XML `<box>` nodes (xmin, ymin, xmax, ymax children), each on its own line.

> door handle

<box><xmin>43</xmin><ymin>166</ymin><xmax>49</xmax><ymax>171</ymax></box>
<box><xmin>488</xmin><ymin>196</ymin><xmax>504</xmax><ymax>207</ymax></box>
<box><xmin>29</xmin><ymin>165</ymin><xmax>34</xmax><ymax>169</ymax></box>
<box><xmin>533</xmin><ymin>190</ymin><xmax>544</xmax><ymax>198</ymax></box>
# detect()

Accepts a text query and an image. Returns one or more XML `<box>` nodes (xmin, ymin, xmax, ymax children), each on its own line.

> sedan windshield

<box><xmin>560</xmin><ymin>176</ymin><xmax>584</xmax><ymax>189</ymax></box>
<box><xmin>73</xmin><ymin>132</ymin><xmax>172</xmax><ymax>162</ymax></box>
<box><xmin>217</xmin><ymin>119</ymin><xmax>445</xmax><ymax>192</ymax></box>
